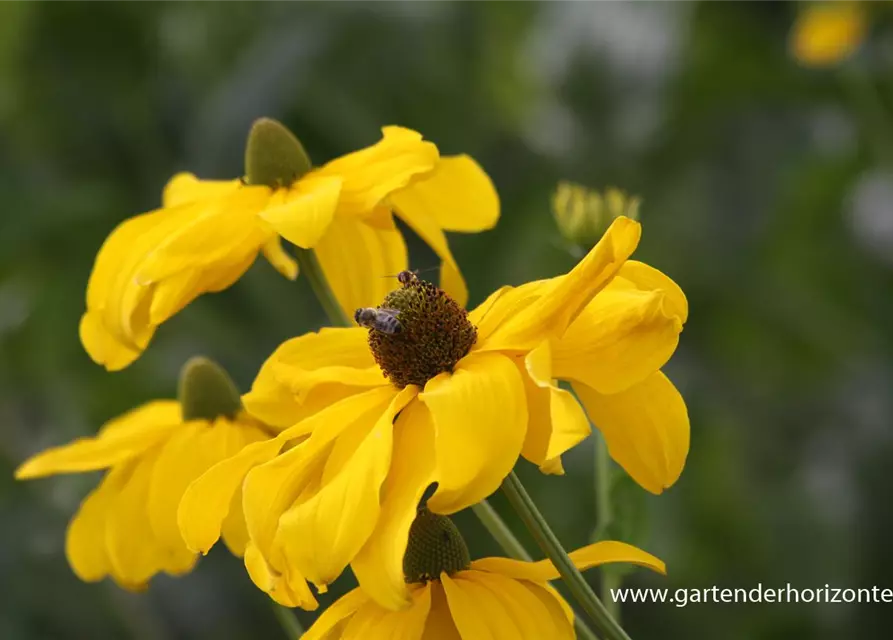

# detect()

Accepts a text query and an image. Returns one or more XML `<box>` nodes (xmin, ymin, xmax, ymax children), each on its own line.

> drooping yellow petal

<box><xmin>618</xmin><ymin>260</ymin><xmax>688</xmax><ymax>323</ymax></box>
<box><xmin>261</xmin><ymin>237</ymin><xmax>299</xmax><ymax>280</ymax></box>
<box><xmin>470</xmin><ymin>540</ymin><xmax>666</xmax><ymax>582</ymax></box>
<box><xmin>316</xmin><ymin>126</ymin><xmax>439</xmax><ymax>217</ymax></box>
<box><xmin>244</xmin><ymin>541</ymin><xmax>318</xmax><ymax>609</ymax></box>
<box><xmin>390</xmin><ymin>190</ymin><xmax>467</xmax><ymax>308</ymax></box>
<box><xmin>148</xmin><ymin>418</ymin><xmax>266</xmax><ymax>562</ymax></box>
<box><xmin>313</xmin><ymin>215</ymin><xmax>409</xmax><ymax>319</ymax></box>
<box><xmin>259</xmin><ymin>175</ymin><xmax>342</xmax><ymax>249</ymax></box>
<box><xmin>574</xmin><ymin>371</ymin><xmax>689</xmax><ymax>494</ymax></box>
<box><xmin>463</xmin><ymin>571</ymin><xmax>574</xmax><ymax>640</ymax></box>
<box><xmin>79</xmin><ymin>311</ymin><xmax>143</xmax><ymax>371</ymax></box>
<box><xmin>352</xmin><ymin>400</ymin><xmax>437</xmax><ymax>610</ymax></box>
<box><xmin>552</xmin><ymin>272</ymin><xmax>685</xmax><ymax>395</ymax></box>
<box><xmin>242</xmin><ymin>386</ymin><xmax>399</xmax><ymax>564</ymax></box>
<box><xmin>161</xmin><ymin>172</ymin><xmax>242</xmax><ymax>207</ymax></box>
<box><xmin>791</xmin><ymin>1</ymin><xmax>866</xmax><ymax>67</ymax></box>
<box><xmin>422</xmin><ymin>352</ymin><xmax>527</xmax><ymax>514</ymax></box>
<box><xmin>519</xmin><ymin>343</ymin><xmax>591</xmax><ymax>473</ymax></box>
<box><xmin>302</xmin><ymin>587</ymin><xmax>370</xmax><ymax>640</ymax></box>
<box><xmin>65</xmin><ymin>475</ymin><xmax>118</xmax><ymax>582</ymax></box>
<box><xmin>391</xmin><ymin>155</ymin><xmax>499</xmax><ymax>233</ymax></box>
<box><xmin>341</xmin><ymin>583</ymin><xmax>431</xmax><ymax>640</ymax></box>
<box><xmin>105</xmin><ymin>454</ymin><xmax>195</xmax><ymax>589</ymax></box>
<box><xmin>15</xmin><ymin>401</ymin><xmax>181</xmax><ymax>479</ymax></box>
<box><xmin>440</xmin><ymin>573</ymin><xmax>498</xmax><ymax>640</ymax></box>
<box><xmin>243</xmin><ymin>327</ymin><xmax>385</xmax><ymax>430</ymax></box>
<box><xmin>481</xmin><ymin>217</ymin><xmax>641</xmax><ymax>352</ymax></box>
<box><xmin>275</xmin><ymin>387</ymin><xmax>417</xmax><ymax>590</ymax></box>
<box><xmin>424</xmin><ymin>583</ymin><xmax>462</xmax><ymax>640</ymax></box>
<box><xmin>468</xmin><ymin>280</ymin><xmax>550</xmax><ymax>346</ymax></box>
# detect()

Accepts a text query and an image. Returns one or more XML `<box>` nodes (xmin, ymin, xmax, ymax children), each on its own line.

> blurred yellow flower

<box><xmin>791</xmin><ymin>1</ymin><xmax>866</xmax><ymax>67</ymax></box>
<box><xmin>178</xmin><ymin>216</ymin><xmax>689</xmax><ymax>610</ymax></box>
<box><xmin>303</xmin><ymin>509</ymin><xmax>666</xmax><ymax>639</ymax></box>
<box><xmin>552</xmin><ymin>182</ymin><xmax>640</xmax><ymax>248</ymax></box>
<box><xmin>81</xmin><ymin>120</ymin><xmax>499</xmax><ymax>371</ymax></box>
<box><xmin>14</xmin><ymin>359</ymin><xmax>273</xmax><ymax>592</ymax></box>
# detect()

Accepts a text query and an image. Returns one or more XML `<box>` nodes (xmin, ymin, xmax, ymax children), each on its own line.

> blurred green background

<box><xmin>3</xmin><ymin>1</ymin><xmax>893</xmax><ymax>638</ymax></box>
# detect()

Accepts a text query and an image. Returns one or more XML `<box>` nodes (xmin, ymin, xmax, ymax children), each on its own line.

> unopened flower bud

<box><xmin>552</xmin><ymin>181</ymin><xmax>641</xmax><ymax>249</ymax></box>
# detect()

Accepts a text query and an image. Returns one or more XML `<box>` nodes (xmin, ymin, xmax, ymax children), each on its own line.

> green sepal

<box><xmin>178</xmin><ymin>356</ymin><xmax>242</xmax><ymax>422</ymax></box>
<box><xmin>244</xmin><ymin>118</ymin><xmax>312</xmax><ymax>188</ymax></box>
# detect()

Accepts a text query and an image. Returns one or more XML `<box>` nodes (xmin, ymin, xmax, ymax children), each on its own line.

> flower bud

<box><xmin>552</xmin><ymin>181</ymin><xmax>641</xmax><ymax>249</ymax></box>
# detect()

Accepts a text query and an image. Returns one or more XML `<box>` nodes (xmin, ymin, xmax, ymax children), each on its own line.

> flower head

<box><xmin>303</xmin><ymin>508</ymin><xmax>666</xmax><ymax>640</ymax></box>
<box><xmin>179</xmin><ymin>216</ymin><xmax>689</xmax><ymax>610</ymax></box>
<box><xmin>82</xmin><ymin>119</ymin><xmax>498</xmax><ymax>370</ymax></box>
<box><xmin>14</xmin><ymin>358</ymin><xmax>272</xmax><ymax>591</ymax></box>
<box><xmin>552</xmin><ymin>182</ymin><xmax>641</xmax><ymax>249</ymax></box>
<box><xmin>790</xmin><ymin>1</ymin><xmax>866</xmax><ymax>67</ymax></box>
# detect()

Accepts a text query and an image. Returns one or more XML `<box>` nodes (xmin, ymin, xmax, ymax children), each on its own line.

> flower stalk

<box><xmin>295</xmin><ymin>248</ymin><xmax>352</xmax><ymax>327</ymax></box>
<box><xmin>595</xmin><ymin>432</ymin><xmax>621</xmax><ymax>622</ymax></box>
<box><xmin>272</xmin><ymin>603</ymin><xmax>304</xmax><ymax>638</ymax></box>
<box><xmin>502</xmin><ymin>470</ymin><xmax>632</xmax><ymax>640</ymax></box>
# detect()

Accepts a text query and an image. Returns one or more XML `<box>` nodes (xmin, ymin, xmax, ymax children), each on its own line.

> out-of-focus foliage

<box><xmin>2</xmin><ymin>2</ymin><xmax>893</xmax><ymax>638</ymax></box>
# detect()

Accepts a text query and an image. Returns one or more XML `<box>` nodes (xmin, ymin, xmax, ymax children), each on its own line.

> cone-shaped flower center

<box><xmin>403</xmin><ymin>507</ymin><xmax>471</xmax><ymax>584</ymax></box>
<box><xmin>244</xmin><ymin>118</ymin><xmax>312</xmax><ymax>188</ymax></box>
<box><xmin>363</xmin><ymin>275</ymin><xmax>477</xmax><ymax>388</ymax></box>
<box><xmin>178</xmin><ymin>356</ymin><xmax>243</xmax><ymax>421</ymax></box>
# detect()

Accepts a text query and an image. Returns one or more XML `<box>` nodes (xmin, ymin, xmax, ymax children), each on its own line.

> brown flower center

<box><xmin>361</xmin><ymin>275</ymin><xmax>477</xmax><ymax>388</ymax></box>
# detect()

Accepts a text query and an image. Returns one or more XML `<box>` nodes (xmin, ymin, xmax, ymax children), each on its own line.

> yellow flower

<box><xmin>81</xmin><ymin>119</ymin><xmax>499</xmax><ymax>371</ymax></box>
<box><xmin>178</xmin><ymin>216</ymin><xmax>688</xmax><ymax>610</ymax></box>
<box><xmin>304</xmin><ymin>509</ymin><xmax>666</xmax><ymax>640</ymax></box>
<box><xmin>14</xmin><ymin>358</ymin><xmax>273</xmax><ymax>592</ymax></box>
<box><xmin>790</xmin><ymin>2</ymin><xmax>866</xmax><ymax>67</ymax></box>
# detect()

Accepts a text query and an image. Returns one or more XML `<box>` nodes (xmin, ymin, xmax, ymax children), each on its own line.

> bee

<box><xmin>397</xmin><ymin>270</ymin><xmax>419</xmax><ymax>286</ymax></box>
<box><xmin>354</xmin><ymin>307</ymin><xmax>403</xmax><ymax>334</ymax></box>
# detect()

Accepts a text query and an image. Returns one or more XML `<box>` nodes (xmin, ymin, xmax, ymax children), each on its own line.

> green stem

<box><xmin>272</xmin><ymin>603</ymin><xmax>304</xmax><ymax>638</ymax></box>
<box><xmin>473</xmin><ymin>499</ymin><xmax>601</xmax><ymax>640</ymax></box>
<box><xmin>502</xmin><ymin>471</ymin><xmax>631</xmax><ymax>640</ymax></box>
<box><xmin>295</xmin><ymin>248</ymin><xmax>352</xmax><ymax>327</ymax></box>
<box><xmin>595</xmin><ymin>432</ymin><xmax>621</xmax><ymax>622</ymax></box>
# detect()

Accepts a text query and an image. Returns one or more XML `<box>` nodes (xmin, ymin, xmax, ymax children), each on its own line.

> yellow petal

<box><xmin>422</xmin><ymin>352</ymin><xmax>527</xmax><ymax>514</ymax></box>
<box><xmin>262</xmin><ymin>237</ymin><xmax>299</xmax><ymax>280</ymax></box>
<box><xmin>106</xmin><ymin>454</ymin><xmax>194</xmax><ymax>589</ymax></box>
<box><xmin>341</xmin><ymin>584</ymin><xmax>431</xmax><ymax>640</ymax></box>
<box><xmin>79</xmin><ymin>311</ymin><xmax>143</xmax><ymax>371</ymax></box>
<box><xmin>519</xmin><ymin>343</ymin><xmax>591</xmax><ymax>473</ymax></box>
<box><xmin>243</xmin><ymin>327</ymin><xmax>385</xmax><ymax>430</ymax></box>
<box><xmin>574</xmin><ymin>372</ymin><xmax>689</xmax><ymax>494</ymax></box>
<box><xmin>313</xmin><ymin>215</ymin><xmax>408</xmax><ymax>319</ymax></box>
<box><xmin>352</xmin><ymin>400</ymin><xmax>437</xmax><ymax>610</ymax></box>
<box><xmin>552</xmin><ymin>270</ymin><xmax>685</xmax><ymax>395</ymax></box>
<box><xmin>178</xmin><ymin>419</ymin><xmax>317</xmax><ymax>555</ymax></box>
<box><xmin>390</xmin><ymin>155</ymin><xmax>499</xmax><ymax>232</ymax></box>
<box><xmin>15</xmin><ymin>401</ymin><xmax>181</xmax><ymax>479</ymax></box>
<box><xmin>244</xmin><ymin>541</ymin><xmax>318</xmax><ymax>609</ymax></box>
<box><xmin>390</xmin><ymin>190</ymin><xmax>467</xmax><ymax>308</ymax></box>
<box><xmin>791</xmin><ymin>2</ymin><xmax>866</xmax><ymax>67</ymax></box>
<box><xmin>619</xmin><ymin>260</ymin><xmax>688</xmax><ymax>324</ymax></box>
<box><xmin>275</xmin><ymin>387</ymin><xmax>417</xmax><ymax>590</ymax></box>
<box><xmin>470</xmin><ymin>540</ymin><xmax>666</xmax><ymax>582</ymax></box>
<box><xmin>482</xmin><ymin>217</ymin><xmax>641</xmax><ymax>351</ymax></box>
<box><xmin>148</xmin><ymin>419</ymin><xmax>266</xmax><ymax>560</ymax></box>
<box><xmin>440</xmin><ymin>573</ymin><xmax>497</xmax><ymax>640</ymax></box>
<box><xmin>162</xmin><ymin>172</ymin><xmax>242</xmax><ymax>207</ymax></box>
<box><xmin>302</xmin><ymin>587</ymin><xmax>370</xmax><ymax>640</ymax></box>
<box><xmin>468</xmin><ymin>280</ymin><xmax>550</xmax><ymax>346</ymax></box>
<box><xmin>463</xmin><ymin>571</ymin><xmax>574</xmax><ymax>640</ymax></box>
<box><xmin>65</xmin><ymin>477</ymin><xmax>117</xmax><ymax>582</ymax></box>
<box><xmin>316</xmin><ymin>126</ymin><xmax>439</xmax><ymax>217</ymax></box>
<box><xmin>424</xmin><ymin>583</ymin><xmax>462</xmax><ymax>640</ymax></box>
<box><xmin>242</xmin><ymin>386</ymin><xmax>399</xmax><ymax>564</ymax></box>
<box><xmin>259</xmin><ymin>175</ymin><xmax>342</xmax><ymax>249</ymax></box>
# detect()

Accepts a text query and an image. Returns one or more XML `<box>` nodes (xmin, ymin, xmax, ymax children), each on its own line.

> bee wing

<box><xmin>378</xmin><ymin>307</ymin><xmax>401</xmax><ymax>318</ymax></box>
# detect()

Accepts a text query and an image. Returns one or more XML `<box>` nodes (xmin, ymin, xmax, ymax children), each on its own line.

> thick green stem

<box><xmin>502</xmin><ymin>471</ymin><xmax>631</xmax><ymax>640</ymax></box>
<box><xmin>473</xmin><ymin>499</ymin><xmax>600</xmax><ymax>640</ymax></box>
<box><xmin>295</xmin><ymin>248</ymin><xmax>351</xmax><ymax>327</ymax></box>
<box><xmin>272</xmin><ymin>603</ymin><xmax>304</xmax><ymax>638</ymax></box>
<box><xmin>595</xmin><ymin>432</ymin><xmax>621</xmax><ymax>622</ymax></box>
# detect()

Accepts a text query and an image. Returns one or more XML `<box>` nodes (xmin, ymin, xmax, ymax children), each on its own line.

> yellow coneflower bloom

<box><xmin>81</xmin><ymin>119</ymin><xmax>498</xmax><ymax>371</ymax></box>
<box><xmin>304</xmin><ymin>509</ymin><xmax>666</xmax><ymax>640</ymax></box>
<box><xmin>179</xmin><ymin>216</ymin><xmax>688</xmax><ymax>610</ymax></box>
<box><xmin>790</xmin><ymin>1</ymin><xmax>866</xmax><ymax>67</ymax></box>
<box><xmin>13</xmin><ymin>358</ymin><xmax>279</xmax><ymax>594</ymax></box>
